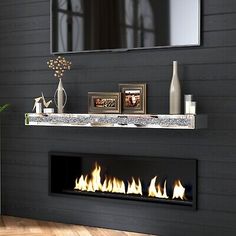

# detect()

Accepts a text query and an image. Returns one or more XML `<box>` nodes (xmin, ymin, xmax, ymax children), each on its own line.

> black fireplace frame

<box><xmin>49</xmin><ymin>151</ymin><xmax>198</xmax><ymax>210</ymax></box>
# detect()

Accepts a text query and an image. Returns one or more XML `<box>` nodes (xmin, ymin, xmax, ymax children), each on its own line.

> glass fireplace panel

<box><xmin>49</xmin><ymin>152</ymin><xmax>197</xmax><ymax>209</ymax></box>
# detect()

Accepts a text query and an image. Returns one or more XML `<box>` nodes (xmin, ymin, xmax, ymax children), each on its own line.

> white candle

<box><xmin>184</xmin><ymin>94</ymin><xmax>193</xmax><ymax>114</ymax></box>
<box><xmin>189</xmin><ymin>101</ymin><xmax>196</xmax><ymax>114</ymax></box>
<box><xmin>35</xmin><ymin>103</ymin><xmax>42</xmax><ymax>114</ymax></box>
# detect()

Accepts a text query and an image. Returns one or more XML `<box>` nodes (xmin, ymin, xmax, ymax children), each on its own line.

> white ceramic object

<box><xmin>169</xmin><ymin>61</ymin><xmax>181</xmax><ymax>114</ymax></box>
<box><xmin>43</xmin><ymin>108</ymin><xmax>54</xmax><ymax>114</ymax></box>
<box><xmin>35</xmin><ymin>103</ymin><xmax>42</xmax><ymax>114</ymax></box>
<box><xmin>185</xmin><ymin>94</ymin><xmax>193</xmax><ymax>114</ymax></box>
<box><xmin>190</xmin><ymin>101</ymin><xmax>197</xmax><ymax>114</ymax></box>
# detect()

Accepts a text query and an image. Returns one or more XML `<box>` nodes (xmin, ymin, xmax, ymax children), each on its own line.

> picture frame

<box><xmin>88</xmin><ymin>92</ymin><xmax>121</xmax><ymax>114</ymax></box>
<box><xmin>119</xmin><ymin>83</ymin><xmax>147</xmax><ymax>114</ymax></box>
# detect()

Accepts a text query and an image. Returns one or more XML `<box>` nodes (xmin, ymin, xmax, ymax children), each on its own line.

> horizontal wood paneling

<box><xmin>3</xmin><ymin>125</ymin><xmax>236</xmax><ymax>147</ymax></box>
<box><xmin>2</xmin><ymin>187</ymin><xmax>236</xmax><ymax>226</ymax></box>
<box><xmin>0</xmin><ymin>29</ymin><xmax>49</xmax><ymax>45</ymax></box>
<box><xmin>204</xmin><ymin>13</ymin><xmax>236</xmax><ymax>31</ymax></box>
<box><xmin>0</xmin><ymin>2</ymin><xmax>49</xmax><ymax>19</ymax></box>
<box><xmin>3</xmin><ymin>193</ymin><xmax>236</xmax><ymax>235</ymax></box>
<box><xmin>0</xmin><ymin>0</ymin><xmax>47</xmax><ymax>7</ymax></box>
<box><xmin>0</xmin><ymin>1</ymin><xmax>236</xmax><ymax>236</ymax></box>
<box><xmin>0</xmin><ymin>16</ymin><xmax>50</xmax><ymax>33</ymax></box>
<box><xmin>2</xmin><ymin>80</ymin><xmax>236</xmax><ymax>99</ymax></box>
<box><xmin>203</xmin><ymin>30</ymin><xmax>236</xmax><ymax>47</ymax></box>
<box><xmin>0</xmin><ymin>43</ymin><xmax>49</xmax><ymax>58</ymax></box>
<box><xmin>2</xmin><ymin>63</ymin><xmax>236</xmax><ymax>87</ymax></box>
<box><xmin>2</xmin><ymin>137</ymin><xmax>236</xmax><ymax>166</ymax></box>
<box><xmin>203</xmin><ymin>0</ymin><xmax>236</xmax><ymax>15</ymax></box>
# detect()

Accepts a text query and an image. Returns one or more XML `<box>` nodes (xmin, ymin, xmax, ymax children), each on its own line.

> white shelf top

<box><xmin>25</xmin><ymin>113</ymin><xmax>207</xmax><ymax>129</ymax></box>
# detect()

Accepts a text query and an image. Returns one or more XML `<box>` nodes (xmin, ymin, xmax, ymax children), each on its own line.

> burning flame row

<box><xmin>74</xmin><ymin>163</ymin><xmax>186</xmax><ymax>200</ymax></box>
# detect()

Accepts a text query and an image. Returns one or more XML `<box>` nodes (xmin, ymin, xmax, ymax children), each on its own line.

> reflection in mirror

<box><xmin>51</xmin><ymin>0</ymin><xmax>200</xmax><ymax>53</ymax></box>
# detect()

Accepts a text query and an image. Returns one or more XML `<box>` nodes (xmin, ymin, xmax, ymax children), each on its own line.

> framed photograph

<box><xmin>88</xmin><ymin>92</ymin><xmax>121</xmax><ymax>114</ymax></box>
<box><xmin>119</xmin><ymin>83</ymin><xmax>146</xmax><ymax>114</ymax></box>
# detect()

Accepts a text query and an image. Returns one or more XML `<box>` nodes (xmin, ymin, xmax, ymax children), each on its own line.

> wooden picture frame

<box><xmin>119</xmin><ymin>83</ymin><xmax>146</xmax><ymax>114</ymax></box>
<box><xmin>88</xmin><ymin>92</ymin><xmax>121</xmax><ymax>114</ymax></box>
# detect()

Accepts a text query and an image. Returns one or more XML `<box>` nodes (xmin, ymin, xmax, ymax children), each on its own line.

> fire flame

<box><xmin>172</xmin><ymin>180</ymin><xmax>186</xmax><ymax>200</ymax></box>
<box><xmin>127</xmin><ymin>177</ymin><xmax>143</xmax><ymax>195</ymax></box>
<box><xmin>74</xmin><ymin>163</ymin><xmax>187</xmax><ymax>201</ymax></box>
<box><xmin>111</xmin><ymin>177</ymin><xmax>126</xmax><ymax>194</ymax></box>
<box><xmin>148</xmin><ymin>176</ymin><xmax>169</xmax><ymax>199</ymax></box>
<box><xmin>74</xmin><ymin>163</ymin><xmax>102</xmax><ymax>192</ymax></box>
<box><xmin>74</xmin><ymin>163</ymin><xmax>126</xmax><ymax>194</ymax></box>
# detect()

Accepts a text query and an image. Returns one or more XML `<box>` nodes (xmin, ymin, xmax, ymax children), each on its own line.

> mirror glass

<box><xmin>51</xmin><ymin>0</ymin><xmax>200</xmax><ymax>54</ymax></box>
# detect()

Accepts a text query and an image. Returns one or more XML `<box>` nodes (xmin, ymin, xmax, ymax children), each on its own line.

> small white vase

<box><xmin>169</xmin><ymin>61</ymin><xmax>181</xmax><ymax>114</ymax></box>
<box><xmin>54</xmin><ymin>78</ymin><xmax>67</xmax><ymax>113</ymax></box>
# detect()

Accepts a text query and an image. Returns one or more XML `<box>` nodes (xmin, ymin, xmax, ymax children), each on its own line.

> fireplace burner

<box><xmin>49</xmin><ymin>152</ymin><xmax>197</xmax><ymax>209</ymax></box>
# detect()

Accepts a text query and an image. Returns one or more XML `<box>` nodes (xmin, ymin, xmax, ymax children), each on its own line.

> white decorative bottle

<box><xmin>169</xmin><ymin>61</ymin><xmax>181</xmax><ymax>114</ymax></box>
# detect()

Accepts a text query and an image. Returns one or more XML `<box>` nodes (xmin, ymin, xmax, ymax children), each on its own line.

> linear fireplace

<box><xmin>49</xmin><ymin>152</ymin><xmax>197</xmax><ymax>209</ymax></box>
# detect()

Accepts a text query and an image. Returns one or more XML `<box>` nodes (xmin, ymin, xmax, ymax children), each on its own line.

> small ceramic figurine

<box><xmin>32</xmin><ymin>96</ymin><xmax>43</xmax><ymax>114</ymax></box>
<box><xmin>41</xmin><ymin>92</ymin><xmax>54</xmax><ymax>113</ymax></box>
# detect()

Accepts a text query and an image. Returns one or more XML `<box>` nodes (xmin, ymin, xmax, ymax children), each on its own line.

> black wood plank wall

<box><xmin>0</xmin><ymin>0</ymin><xmax>236</xmax><ymax>235</ymax></box>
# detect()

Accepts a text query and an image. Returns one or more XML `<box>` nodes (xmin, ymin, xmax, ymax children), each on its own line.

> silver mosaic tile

<box><xmin>24</xmin><ymin>113</ymin><xmax>204</xmax><ymax>129</ymax></box>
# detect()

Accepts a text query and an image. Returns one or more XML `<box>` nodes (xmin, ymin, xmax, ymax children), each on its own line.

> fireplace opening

<box><xmin>49</xmin><ymin>152</ymin><xmax>197</xmax><ymax>209</ymax></box>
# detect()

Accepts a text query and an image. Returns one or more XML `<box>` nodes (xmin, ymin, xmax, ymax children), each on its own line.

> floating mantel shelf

<box><xmin>25</xmin><ymin>113</ymin><xmax>207</xmax><ymax>129</ymax></box>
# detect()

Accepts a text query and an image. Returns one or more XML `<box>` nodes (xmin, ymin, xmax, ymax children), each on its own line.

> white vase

<box><xmin>54</xmin><ymin>78</ymin><xmax>67</xmax><ymax>113</ymax></box>
<box><xmin>169</xmin><ymin>61</ymin><xmax>181</xmax><ymax>114</ymax></box>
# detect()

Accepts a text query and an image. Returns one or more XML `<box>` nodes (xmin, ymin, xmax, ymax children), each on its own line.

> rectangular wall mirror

<box><xmin>51</xmin><ymin>0</ymin><xmax>201</xmax><ymax>54</ymax></box>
